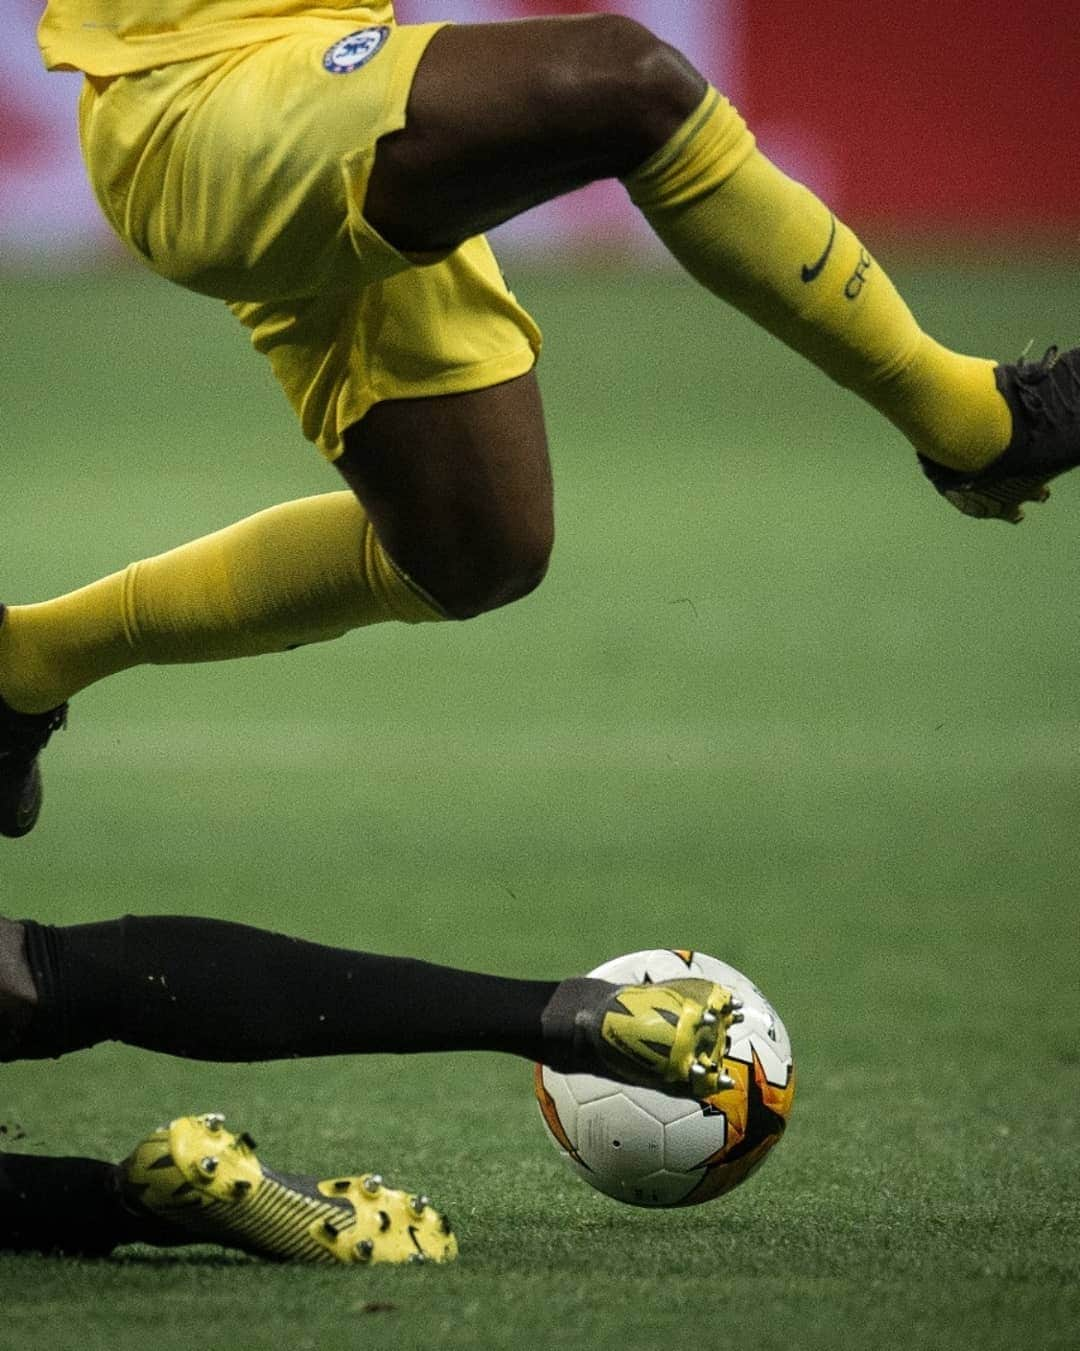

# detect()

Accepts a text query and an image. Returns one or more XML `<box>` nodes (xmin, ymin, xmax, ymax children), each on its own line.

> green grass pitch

<box><xmin>1</xmin><ymin>256</ymin><xmax>1079</xmax><ymax>1351</ymax></box>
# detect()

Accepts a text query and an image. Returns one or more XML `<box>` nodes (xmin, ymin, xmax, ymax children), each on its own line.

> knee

<box><xmin>556</xmin><ymin>15</ymin><xmax>708</xmax><ymax>168</ymax></box>
<box><xmin>432</xmin><ymin>515</ymin><xmax>554</xmax><ymax>621</ymax></box>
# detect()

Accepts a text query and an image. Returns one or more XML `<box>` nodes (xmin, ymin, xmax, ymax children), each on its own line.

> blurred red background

<box><xmin>4</xmin><ymin>0</ymin><xmax>1078</xmax><ymax>258</ymax></box>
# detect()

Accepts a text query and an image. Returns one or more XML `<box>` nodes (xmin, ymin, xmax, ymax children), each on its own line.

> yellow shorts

<box><xmin>78</xmin><ymin>21</ymin><xmax>542</xmax><ymax>459</ymax></box>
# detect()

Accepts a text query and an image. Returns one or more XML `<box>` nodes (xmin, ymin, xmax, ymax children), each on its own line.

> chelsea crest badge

<box><xmin>323</xmin><ymin>27</ymin><xmax>391</xmax><ymax>75</ymax></box>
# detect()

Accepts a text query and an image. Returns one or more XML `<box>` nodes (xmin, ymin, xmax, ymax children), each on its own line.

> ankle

<box><xmin>540</xmin><ymin>977</ymin><xmax>614</xmax><ymax>1073</ymax></box>
<box><xmin>878</xmin><ymin>339</ymin><xmax>1012</xmax><ymax>473</ymax></box>
<box><xmin>0</xmin><ymin>608</ymin><xmax>67</xmax><ymax>715</ymax></box>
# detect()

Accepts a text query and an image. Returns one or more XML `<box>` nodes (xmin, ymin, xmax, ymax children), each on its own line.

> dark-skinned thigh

<box><xmin>363</xmin><ymin>15</ymin><xmax>706</xmax><ymax>253</ymax></box>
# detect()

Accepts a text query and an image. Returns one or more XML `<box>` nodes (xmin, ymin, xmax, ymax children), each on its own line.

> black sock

<box><xmin>10</xmin><ymin>916</ymin><xmax>569</xmax><ymax>1065</ymax></box>
<box><xmin>0</xmin><ymin>1152</ymin><xmax>180</xmax><ymax>1256</ymax></box>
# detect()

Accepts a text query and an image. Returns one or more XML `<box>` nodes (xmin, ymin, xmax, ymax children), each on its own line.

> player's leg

<box><xmin>0</xmin><ymin>489</ymin><xmax>447</xmax><ymax>837</ymax></box>
<box><xmin>0</xmin><ymin>369</ymin><xmax>550</xmax><ymax>836</ymax></box>
<box><xmin>0</xmin><ymin>917</ymin><xmax>159</xmax><ymax>1258</ymax></box>
<box><xmin>363</xmin><ymin>15</ymin><xmax>706</xmax><ymax>249</ymax></box>
<box><xmin>0</xmin><ymin>1114</ymin><xmax>458</xmax><ymax>1263</ymax></box>
<box><xmin>3</xmin><ymin>914</ymin><xmax>460</xmax><ymax>1261</ymax></box>
<box><xmin>0</xmin><ymin>1147</ymin><xmax>183</xmax><ymax>1257</ymax></box>
<box><xmin>0</xmin><ymin>29</ymin><xmax>555</xmax><ymax>838</ymax></box>
<box><xmin>0</xmin><ymin>913</ymin><xmax>738</xmax><ymax>1098</ymax></box>
<box><xmin>364</xmin><ymin>15</ymin><xmax>1077</xmax><ymax>519</ymax></box>
<box><xmin>1</xmin><ymin>376</ymin><xmax>552</xmax><ymax>715</ymax></box>
<box><xmin>336</xmin><ymin>371</ymin><xmax>552</xmax><ymax>620</ymax></box>
<box><xmin>0</xmin><ymin>487</ymin><xmax>446</xmax><ymax>723</ymax></box>
<box><xmin>0</xmin><ymin>907</ymin><xmax>735</xmax><ymax>1262</ymax></box>
<box><xmin>0</xmin><ymin>917</ymin><xmax>36</xmax><ymax>1052</ymax></box>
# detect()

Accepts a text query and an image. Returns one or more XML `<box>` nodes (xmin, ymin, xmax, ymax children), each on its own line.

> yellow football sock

<box><xmin>0</xmin><ymin>492</ymin><xmax>443</xmax><ymax>714</ymax></box>
<box><xmin>624</xmin><ymin>88</ymin><xmax>1011</xmax><ymax>470</ymax></box>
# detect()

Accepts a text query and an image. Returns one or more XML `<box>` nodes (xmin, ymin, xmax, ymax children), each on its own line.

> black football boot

<box><xmin>919</xmin><ymin>345</ymin><xmax>1080</xmax><ymax>522</ymax></box>
<box><xmin>0</xmin><ymin>606</ymin><xmax>67</xmax><ymax>838</ymax></box>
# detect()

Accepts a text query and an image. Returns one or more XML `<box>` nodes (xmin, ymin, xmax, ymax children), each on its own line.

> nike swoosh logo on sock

<box><xmin>800</xmin><ymin>214</ymin><xmax>837</xmax><ymax>283</ymax></box>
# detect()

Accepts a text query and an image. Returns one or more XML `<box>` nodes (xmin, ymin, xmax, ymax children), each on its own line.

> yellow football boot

<box><xmin>121</xmin><ymin>1113</ymin><xmax>457</xmax><ymax>1265</ymax></box>
<box><xmin>591</xmin><ymin>979</ymin><xmax>744</xmax><ymax>1098</ymax></box>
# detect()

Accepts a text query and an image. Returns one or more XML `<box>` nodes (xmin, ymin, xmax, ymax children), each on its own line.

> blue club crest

<box><xmin>323</xmin><ymin>26</ymin><xmax>391</xmax><ymax>75</ymax></box>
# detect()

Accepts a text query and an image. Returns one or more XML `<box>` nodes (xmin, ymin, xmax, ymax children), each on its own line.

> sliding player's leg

<box><xmin>0</xmin><ymin>907</ymin><xmax>739</xmax><ymax>1259</ymax></box>
<box><xmin>3</xmin><ymin>910</ymin><xmax>461</xmax><ymax>1259</ymax></box>
<box><xmin>0</xmin><ymin>1114</ymin><xmax>458</xmax><ymax>1263</ymax></box>
<box><xmin>0</xmin><ymin>914</ymin><xmax>738</xmax><ymax>1097</ymax></box>
<box><xmin>364</xmin><ymin>15</ymin><xmax>1080</xmax><ymax>520</ymax></box>
<box><xmin>0</xmin><ymin>917</ymin><xmax>36</xmax><ymax>1050</ymax></box>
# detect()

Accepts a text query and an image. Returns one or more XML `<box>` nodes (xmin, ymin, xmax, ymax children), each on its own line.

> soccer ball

<box><xmin>535</xmin><ymin>949</ymin><xmax>795</xmax><ymax>1207</ymax></box>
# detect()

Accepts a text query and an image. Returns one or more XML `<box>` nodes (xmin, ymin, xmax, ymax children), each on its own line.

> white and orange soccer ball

<box><xmin>535</xmin><ymin>949</ymin><xmax>795</xmax><ymax>1208</ymax></box>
